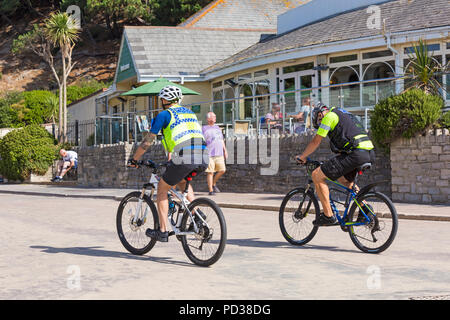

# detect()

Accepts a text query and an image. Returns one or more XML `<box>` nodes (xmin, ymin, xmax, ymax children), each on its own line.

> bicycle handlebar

<box><xmin>294</xmin><ymin>156</ymin><xmax>322</xmax><ymax>175</ymax></box>
<box><xmin>128</xmin><ymin>159</ymin><xmax>170</xmax><ymax>173</ymax></box>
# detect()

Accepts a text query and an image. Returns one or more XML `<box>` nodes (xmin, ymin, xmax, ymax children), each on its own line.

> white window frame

<box><xmin>129</xmin><ymin>98</ymin><xmax>137</xmax><ymax>113</ymax></box>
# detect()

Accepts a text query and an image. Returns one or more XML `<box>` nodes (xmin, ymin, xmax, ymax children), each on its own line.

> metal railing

<box><xmin>184</xmin><ymin>76</ymin><xmax>407</xmax><ymax>136</ymax></box>
<box><xmin>67</xmin><ymin>75</ymin><xmax>449</xmax><ymax>146</ymax></box>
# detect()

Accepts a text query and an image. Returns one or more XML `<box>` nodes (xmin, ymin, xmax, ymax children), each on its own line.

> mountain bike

<box><xmin>279</xmin><ymin>158</ymin><xmax>398</xmax><ymax>253</ymax></box>
<box><xmin>117</xmin><ymin>160</ymin><xmax>227</xmax><ymax>266</ymax></box>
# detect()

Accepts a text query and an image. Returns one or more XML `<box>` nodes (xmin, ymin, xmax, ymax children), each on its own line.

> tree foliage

<box><xmin>65</xmin><ymin>79</ymin><xmax>106</xmax><ymax>104</ymax></box>
<box><xmin>153</xmin><ymin>0</ymin><xmax>213</xmax><ymax>26</ymax></box>
<box><xmin>0</xmin><ymin>92</ymin><xmax>23</xmax><ymax>128</ymax></box>
<box><xmin>59</xmin><ymin>0</ymin><xmax>213</xmax><ymax>38</ymax></box>
<box><xmin>403</xmin><ymin>39</ymin><xmax>446</xmax><ymax>96</ymax></box>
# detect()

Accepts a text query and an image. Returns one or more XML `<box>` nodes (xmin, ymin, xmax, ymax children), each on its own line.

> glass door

<box><xmin>280</xmin><ymin>69</ymin><xmax>317</xmax><ymax>132</ymax></box>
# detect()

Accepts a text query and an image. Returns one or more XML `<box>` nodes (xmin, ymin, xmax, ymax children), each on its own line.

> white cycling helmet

<box><xmin>158</xmin><ymin>85</ymin><xmax>183</xmax><ymax>103</ymax></box>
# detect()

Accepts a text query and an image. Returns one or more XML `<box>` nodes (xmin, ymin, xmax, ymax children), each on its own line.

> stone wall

<box><xmin>77</xmin><ymin>134</ymin><xmax>391</xmax><ymax>196</ymax></box>
<box><xmin>390</xmin><ymin>130</ymin><xmax>450</xmax><ymax>204</ymax></box>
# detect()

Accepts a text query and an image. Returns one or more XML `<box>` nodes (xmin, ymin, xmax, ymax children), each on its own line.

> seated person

<box><xmin>289</xmin><ymin>97</ymin><xmax>311</xmax><ymax>134</ymax></box>
<box><xmin>52</xmin><ymin>149</ymin><xmax>78</xmax><ymax>182</ymax></box>
<box><xmin>265</xmin><ymin>103</ymin><xmax>283</xmax><ymax>130</ymax></box>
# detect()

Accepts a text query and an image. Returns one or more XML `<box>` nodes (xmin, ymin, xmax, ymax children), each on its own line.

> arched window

<box><xmin>329</xmin><ymin>65</ymin><xmax>360</xmax><ymax>108</ymax></box>
<box><xmin>362</xmin><ymin>61</ymin><xmax>395</xmax><ymax>105</ymax></box>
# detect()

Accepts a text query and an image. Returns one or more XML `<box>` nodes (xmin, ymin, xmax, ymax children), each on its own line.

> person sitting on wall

<box><xmin>52</xmin><ymin>149</ymin><xmax>78</xmax><ymax>182</ymax></box>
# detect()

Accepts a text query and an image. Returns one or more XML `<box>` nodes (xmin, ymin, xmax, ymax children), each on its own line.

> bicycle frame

<box><xmin>305</xmin><ymin>176</ymin><xmax>373</xmax><ymax>227</ymax></box>
<box><xmin>132</xmin><ymin>171</ymin><xmax>206</xmax><ymax>236</ymax></box>
<box><xmin>327</xmin><ymin>178</ymin><xmax>374</xmax><ymax>226</ymax></box>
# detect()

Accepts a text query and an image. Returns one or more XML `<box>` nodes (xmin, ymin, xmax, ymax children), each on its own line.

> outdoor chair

<box><xmin>233</xmin><ymin>120</ymin><xmax>250</xmax><ymax>137</ymax></box>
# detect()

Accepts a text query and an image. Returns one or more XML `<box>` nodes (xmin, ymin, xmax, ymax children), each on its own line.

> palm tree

<box><xmin>44</xmin><ymin>12</ymin><xmax>80</xmax><ymax>143</ymax></box>
<box><xmin>45</xmin><ymin>94</ymin><xmax>59</xmax><ymax>125</ymax></box>
<box><xmin>404</xmin><ymin>39</ymin><xmax>444</xmax><ymax>96</ymax></box>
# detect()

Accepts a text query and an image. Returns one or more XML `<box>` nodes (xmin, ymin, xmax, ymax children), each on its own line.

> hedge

<box><xmin>370</xmin><ymin>88</ymin><xmax>444</xmax><ymax>153</ymax></box>
<box><xmin>0</xmin><ymin>125</ymin><xmax>58</xmax><ymax>181</ymax></box>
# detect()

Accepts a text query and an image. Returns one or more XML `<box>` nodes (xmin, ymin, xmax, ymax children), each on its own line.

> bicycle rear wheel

<box><xmin>347</xmin><ymin>192</ymin><xmax>398</xmax><ymax>254</ymax></box>
<box><xmin>180</xmin><ymin>198</ymin><xmax>227</xmax><ymax>267</ymax></box>
<box><xmin>116</xmin><ymin>192</ymin><xmax>158</xmax><ymax>255</ymax></box>
<box><xmin>279</xmin><ymin>187</ymin><xmax>320</xmax><ymax>246</ymax></box>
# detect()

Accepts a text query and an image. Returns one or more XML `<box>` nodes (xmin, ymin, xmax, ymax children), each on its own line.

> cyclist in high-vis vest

<box><xmin>296</xmin><ymin>103</ymin><xmax>375</xmax><ymax>226</ymax></box>
<box><xmin>128</xmin><ymin>85</ymin><xmax>209</xmax><ymax>242</ymax></box>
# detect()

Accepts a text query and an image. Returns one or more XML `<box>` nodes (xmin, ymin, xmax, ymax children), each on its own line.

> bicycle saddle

<box><xmin>357</xmin><ymin>163</ymin><xmax>372</xmax><ymax>172</ymax></box>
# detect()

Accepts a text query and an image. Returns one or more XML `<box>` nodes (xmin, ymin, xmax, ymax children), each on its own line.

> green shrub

<box><xmin>370</xmin><ymin>89</ymin><xmax>443</xmax><ymax>153</ymax></box>
<box><xmin>22</xmin><ymin>90</ymin><xmax>58</xmax><ymax>124</ymax></box>
<box><xmin>440</xmin><ymin>111</ymin><xmax>450</xmax><ymax>128</ymax></box>
<box><xmin>65</xmin><ymin>79</ymin><xmax>106</xmax><ymax>105</ymax></box>
<box><xmin>0</xmin><ymin>125</ymin><xmax>58</xmax><ymax>181</ymax></box>
<box><xmin>0</xmin><ymin>91</ymin><xmax>24</xmax><ymax>128</ymax></box>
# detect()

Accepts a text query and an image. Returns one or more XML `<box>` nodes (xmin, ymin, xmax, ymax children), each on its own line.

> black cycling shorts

<box><xmin>162</xmin><ymin>158</ymin><xmax>208</xmax><ymax>186</ymax></box>
<box><xmin>321</xmin><ymin>149</ymin><xmax>375</xmax><ymax>182</ymax></box>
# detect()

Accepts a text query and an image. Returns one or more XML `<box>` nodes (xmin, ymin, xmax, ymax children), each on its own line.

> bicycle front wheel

<box><xmin>347</xmin><ymin>192</ymin><xmax>398</xmax><ymax>254</ymax></box>
<box><xmin>180</xmin><ymin>198</ymin><xmax>227</xmax><ymax>267</ymax></box>
<box><xmin>279</xmin><ymin>187</ymin><xmax>320</xmax><ymax>246</ymax></box>
<box><xmin>116</xmin><ymin>192</ymin><xmax>158</xmax><ymax>255</ymax></box>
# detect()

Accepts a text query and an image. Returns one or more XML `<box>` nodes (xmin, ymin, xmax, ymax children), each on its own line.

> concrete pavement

<box><xmin>0</xmin><ymin>183</ymin><xmax>449</xmax><ymax>221</ymax></box>
<box><xmin>1</xmin><ymin>193</ymin><xmax>450</xmax><ymax>300</ymax></box>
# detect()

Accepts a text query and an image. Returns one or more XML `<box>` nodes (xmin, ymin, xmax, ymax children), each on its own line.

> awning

<box><xmin>121</xmin><ymin>78</ymin><xmax>200</xmax><ymax>97</ymax></box>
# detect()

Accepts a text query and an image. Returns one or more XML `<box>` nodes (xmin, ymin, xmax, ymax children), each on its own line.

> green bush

<box><xmin>440</xmin><ymin>111</ymin><xmax>450</xmax><ymax>128</ymax></box>
<box><xmin>65</xmin><ymin>79</ymin><xmax>106</xmax><ymax>105</ymax></box>
<box><xmin>0</xmin><ymin>91</ymin><xmax>24</xmax><ymax>128</ymax></box>
<box><xmin>22</xmin><ymin>90</ymin><xmax>58</xmax><ymax>124</ymax></box>
<box><xmin>370</xmin><ymin>89</ymin><xmax>444</xmax><ymax>153</ymax></box>
<box><xmin>0</xmin><ymin>125</ymin><xmax>58</xmax><ymax>181</ymax></box>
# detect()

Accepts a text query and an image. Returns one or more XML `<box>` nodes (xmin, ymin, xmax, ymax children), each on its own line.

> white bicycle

<box><xmin>116</xmin><ymin>160</ymin><xmax>227</xmax><ymax>267</ymax></box>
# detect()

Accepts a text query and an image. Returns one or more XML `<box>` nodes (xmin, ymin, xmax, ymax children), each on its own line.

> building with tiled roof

<box><xmin>117</xmin><ymin>26</ymin><xmax>270</xmax><ymax>83</ymax></box>
<box><xmin>178</xmin><ymin>0</ymin><xmax>310</xmax><ymax>29</ymax></box>
<box><xmin>84</xmin><ymin>0</ymin><xmax>449</xmax><ymax>145</ymax></box>
<box><xmin>202</xmin><ymin>0</ymin><xmax>450</xmax><ymax>76</ymax></box>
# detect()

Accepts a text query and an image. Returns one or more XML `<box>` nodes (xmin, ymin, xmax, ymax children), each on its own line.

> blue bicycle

<box><xmin>279</xmin><ymin>159</ymin><xmax>398</xmax><ymax>253</ymax></box>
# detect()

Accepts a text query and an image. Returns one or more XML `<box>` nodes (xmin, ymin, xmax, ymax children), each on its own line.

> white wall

<box><xmin>67</xmin><ymin>92</ymin><xmax>101</xmax><ymax>123</ymax></box>
<box><xmin>277</xmin><ymin>0</ymin><xmax>394</xmax><ymax>35</ymax></box>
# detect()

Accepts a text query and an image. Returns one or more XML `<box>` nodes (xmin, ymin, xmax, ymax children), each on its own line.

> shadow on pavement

<box><xmin>226</xmin><ymin>238</ymin><xmax>361</xmax><ymax>253</ymax></box>
<box><xmin>30</xmin><ymin>245</ymin><xmax>196</xmax><ymax>267</ymax></box>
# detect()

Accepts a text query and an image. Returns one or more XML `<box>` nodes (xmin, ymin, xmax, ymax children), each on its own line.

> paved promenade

<box><xmin>0</xmin><ymin>183</ymin><xmax>449</xmax><ymax>221</ymax></box>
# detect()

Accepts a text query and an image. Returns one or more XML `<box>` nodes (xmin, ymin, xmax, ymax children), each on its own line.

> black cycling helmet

<box><xmin>311</xmin><ymin>102</ymin><xmax>329</xmax><ymax>129</ymax></box>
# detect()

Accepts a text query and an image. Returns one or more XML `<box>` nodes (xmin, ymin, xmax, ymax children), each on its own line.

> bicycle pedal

<box><xmin>168</xmin><ymin>231</ymin><xmax>176</xmax><ymax>237</ymax></box>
